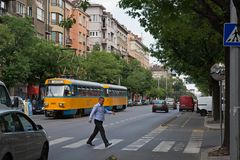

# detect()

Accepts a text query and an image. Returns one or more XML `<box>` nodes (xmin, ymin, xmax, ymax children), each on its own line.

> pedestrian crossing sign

<box><xmin>224</xmin><ymin>23</ymin><xmax>240</xmax><ymax>47</ymax></box>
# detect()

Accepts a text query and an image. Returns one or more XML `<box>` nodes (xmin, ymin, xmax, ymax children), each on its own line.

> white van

<box><xmin>197</xmin><ymin>96</ymin><xmax>212</xmax><ymax>116</ymax></box>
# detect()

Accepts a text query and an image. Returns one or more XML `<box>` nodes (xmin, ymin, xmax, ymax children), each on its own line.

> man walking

<box><xmin>87</xmin><ymin>97</ymin><xmax>115</xmax><ymax>148</ymax></box>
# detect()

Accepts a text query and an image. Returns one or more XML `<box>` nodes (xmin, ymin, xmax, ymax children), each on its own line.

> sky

<box><xmin>88</xmin><ymin>0</ymin><xmax>159</xmax><ymax>64</ymax></box>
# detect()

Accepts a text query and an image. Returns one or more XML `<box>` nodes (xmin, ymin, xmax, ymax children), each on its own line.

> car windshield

<box><xmin>166</xmin><ymin>98</ymin><xmax>174</xmax><ymax>102</ymax></box>
<box><xmin>153</xmin><ymin>100</ymin><xmax>164</xmax><ymax>104</ymax></box>
<box><xmin>46</xmin><ymin>85</ymin><xmax>66</xmax><ymax>97</ymax></box>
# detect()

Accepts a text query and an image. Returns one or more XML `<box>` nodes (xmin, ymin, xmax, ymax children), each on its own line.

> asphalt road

<box><xmin>31</xmin><ymin>105</ymin><xmax>220</xmax><ymax>160</ymax></box>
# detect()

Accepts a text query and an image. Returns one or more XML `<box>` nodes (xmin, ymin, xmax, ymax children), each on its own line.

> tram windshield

<box><xmin>46</xmin><ymin>85</ymin><xmax>71</xmax><ymax>97</ymax></box>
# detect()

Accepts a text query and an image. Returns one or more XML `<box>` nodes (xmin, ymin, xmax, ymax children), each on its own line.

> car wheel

<box><xmin>2</xmin><ymin>154</ymin><xmax>12</xmax><ymax>160</ymax></box>
<box><xmin>152</xmin><ymin>109</ymin><xmax>156</xmax><ymax>112</ymax></box>
<box><xmin>165</xmin><ymin>109</ymin><xmax>169</xmax><ymax>113</ymax></box>
<box><xmin>40</xmin><ymin>143</ymin><xmax>49</xmax><ymax>160</ymax></box>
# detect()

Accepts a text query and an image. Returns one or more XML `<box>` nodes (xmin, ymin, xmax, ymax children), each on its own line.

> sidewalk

<box><xmin>200</xmin><ymin>116</ymin><xmax>230</xmax><ymax>160</ymax></box>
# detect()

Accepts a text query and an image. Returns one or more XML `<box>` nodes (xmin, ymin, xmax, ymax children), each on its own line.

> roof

<box><xmin>45</xmin><ymin>78</ymin><xmax>103</xmax><ymax>88</ymax></box>
<box><xmin>103</xmin><ymin>84</ymin><xmax>127</xmax><ymax>90</ymax></box>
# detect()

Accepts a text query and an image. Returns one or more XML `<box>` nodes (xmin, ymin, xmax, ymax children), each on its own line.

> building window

<box><xmin>91</xmin><ymin>15</ymin><xmax>98</xmax><ymax>22</ymax></box>
<box><xmin>59</xmin><ymin>14</ymin><xmax>63</xmax><ymax>24</ymax></box>
<box><xmin>37</xmin><ymin>8</ymin><xmax>44</xmax><ymax>21</ymax></box>
<box><xmin>51</xmin><ymin>0</ymin><xmax>57</xmax><ymax>6</ymax></box>
<box><xmin>59</xmin><ymin>32</ymin><xmax>63</xmax><ymax>44</ymax></box>
<box><xmin>51</xmin><ymin>32</ymin><xmax>56</xmax><ymax>42</ymax></box>
<box><xmin>16</xmin><ymin>2</ymin><xmax>25</xmax><ymax>16</ymax></box>
<box><xmin>28</xmin><ymin>7</ymin><xmax>32</xmax><ymax>17</ymax></box>
<box><xmin>51</xmin><ymin>31</ymin><xmax>63</xmax><ymax>45</ymax></box>
<box><xmin>1</xmin><ymin>1</ymin><xmax>6</xmax><ymax>9</ymax></box>
<box><xmin>89</xmin><ymin>31</ymin><xmax>99</xmax><ymax>37</ymax></box>
<box><xmin>59</xmin><ymin>0</ymin><xmax>63</xmax><ymax>8</ymax></box>
<box><xmin>51</xmin><ymin>13</ymin><xmax>57</xmax><ymax>24</ymax></box>
<box><xmin>82</xmin><ymin>16</ymin><xmax>86</xmax><ymax>26</ymax></box>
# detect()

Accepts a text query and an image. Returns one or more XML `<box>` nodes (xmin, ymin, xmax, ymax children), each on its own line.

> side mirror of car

<box><xmin>36</xmin><ymin>124</ymin><xmax>44</xmax><ymax>130</ymax></box>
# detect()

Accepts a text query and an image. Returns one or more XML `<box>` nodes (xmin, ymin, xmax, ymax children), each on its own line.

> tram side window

<box><xmin>104</xmin><ymin>89</ymin><xmax>109</xmax><ymax>97</ymax></box>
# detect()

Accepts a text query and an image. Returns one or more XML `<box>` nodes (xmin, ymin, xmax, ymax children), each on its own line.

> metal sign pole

<box><xmin>219</xmin><ymin>80</ymin><xmax>223</xmax><ymax>146</ymax></box>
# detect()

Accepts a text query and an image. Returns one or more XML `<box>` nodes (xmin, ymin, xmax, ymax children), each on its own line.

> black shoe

<box><xmin>105</xmin><ymin>143</ymin><xmax>112</xmax><ymax>148</ymax></box>
<box><xmin>87</xmin><ymin>141</ymin><xmax>95</xmax><ymax>146</ymax></box>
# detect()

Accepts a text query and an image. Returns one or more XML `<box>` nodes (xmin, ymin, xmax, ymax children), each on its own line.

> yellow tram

<box><xmin>43</xmin><ymin>78</ymin><xmax>127</xmax><ymax>118</ymax></box>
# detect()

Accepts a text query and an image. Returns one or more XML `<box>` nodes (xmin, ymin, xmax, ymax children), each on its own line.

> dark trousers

<box><xmin>87</xmin><ymin>119</ymin><xmax>108</xmax><ymax>144</ymax></box>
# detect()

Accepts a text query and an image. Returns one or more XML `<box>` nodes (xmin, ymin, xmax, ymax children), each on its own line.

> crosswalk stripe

<box><xmin>183</xmin><ymin>129</ymin><xmax>204</xmax><ymax>154</ymax></box>
<box><xmin>62</xmin><ymin>138</ymin><xmax>90</xmax><ymax>149</ymax></box>
<box><xmin>50</xmin><ymin>137</ymin><xmax>74</xmax><ymax>146</ymax></box>
<box><xmin>93</xmin><ymin>139</ymin><xmax>123</xmax><ymax>150</ymax></box>
<box><xmin>153</xmin><ymin>141</ymin><xmax>175</xmax><ymax>152</ymax></box>
<box><xmin>122</xmin><ymin>125</ymin><xmax>167</xmax><ymax>151</ymax></box>
<box><xmin>122</xmin><ymin>138</ymin><xmax>152</xmax><ymax>151</ymax></box>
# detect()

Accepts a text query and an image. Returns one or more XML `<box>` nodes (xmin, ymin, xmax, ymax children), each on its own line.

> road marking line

<box><xmin>62</xmin><ymin>138</ymin><xmax>93</xmax><ymax>149</ymax></box>
<box><xmin>181</xmin><ymin>117</ymin><xmax>191</xmax><ymax>128</ymax></box>
<box><xmin>122</xmin><ymin>126</ymin><xmax>167</xmax><ymax>151</ymax></box>
<box><xmin>183</xmin><ymin>129</ymin><xmax>204</xmax><ymax>154</ymax></box>
<box><xmin>93</xmin><ymin>139</ymin><xmax>123</xmax><ymax>149</ymax></box>
<box><xmin>153</xmin><ymin>141</ymin><xmax>175</xmax><ymax>152</ymax></box>
<box><xmin>50</xmin><ymin>137</ymin><xmax>74</xmax><ymax>146</ymax></box>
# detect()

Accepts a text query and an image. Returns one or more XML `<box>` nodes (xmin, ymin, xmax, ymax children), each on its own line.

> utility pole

<box><xmin>230</xmin><ymin>0</ymin><xmax>240</xmax><ymax>159</ymax></box>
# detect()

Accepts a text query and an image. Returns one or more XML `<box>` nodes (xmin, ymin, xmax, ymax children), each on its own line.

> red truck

<box><xmin>179</xmin><ymin>96</ymin><xmax>194</xmax><ymax>112</ymax></box>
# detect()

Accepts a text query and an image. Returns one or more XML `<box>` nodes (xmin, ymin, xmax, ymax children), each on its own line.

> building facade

<box><xmin>0</xmin><ymin>0</ymin><xmax>48</xmax><ymax>38</ymax></box>
<box><xmin>127</xmin><ymin>32</ymin><xmax>150</xmax><ymax>68</ymax></box>
<box><xmin>86</xmin><ymin>4</ymin><xmax>119</xmax><ymax>53</ymax></box>
<box><xmin>68</xmin><ymin>5</ymin><xmax>90</xmax><ymax>55</ymax></box>
<box><xmin>116</xmin><ymin>21</ymin><xmax>128</xmax><ymax>59</ymax></box>
<box><xmin>49</xmin><ymin>0</ymin><xmax>65</xmax><ymax>45</ymax></box>
<box><xmin>150</xmin><ymin>65</ymin><xmax>169</xmax><ymax>79</ymax></box>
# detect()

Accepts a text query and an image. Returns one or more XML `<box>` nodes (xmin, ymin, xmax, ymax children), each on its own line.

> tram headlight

<box><xmin>44</xmin><ymin>103</ymin><xmax>49</xmax><ymax>107</ymax></box>
<box><xmin>59</xmin><ymin>103</ymin><xmax>65</xmax><ymax>108</ymax></box>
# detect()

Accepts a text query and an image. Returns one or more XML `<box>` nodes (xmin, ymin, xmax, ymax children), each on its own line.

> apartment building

<box><xmin>66</xmin><ymin>1</ymin><xmax>90</xmax><ymax>55</ymax></box>
<box><xmin>116</xmin><ymin>20</ymin><xmax>128</xmax><ymax>59</ymax></box>
<box><xmin>151</xmin><ymin>65</ymin><xmax>169</xmax><ymax>79</ymax></box>
<box><xmin>86</xmin><ymin>4</ymin><xmax>118</xmax><ymax>53</ymax></box>
<box><xmin>128</xmin><ymin>32</ymin><xmax>150</xmax><ymax>68</ymax></box>
<box><xmin>0</xmin><ymin>0</ymin><xmax>48</xmax><ymax>38</ymax></box>
<box><xmin>49</xmin><ymin>0</ymin><xmax>65</xmax><ymax>45</ymax></box>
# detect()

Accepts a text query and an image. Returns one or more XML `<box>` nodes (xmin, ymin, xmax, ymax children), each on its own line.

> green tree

<box><xmin>0</xmin><ymin>16</ymin><xmax>36</xmax><ymax>87</ymax></box>
<box><xmin>82</xmin><ymin>51</ymin><xmax>123</xmax><ymax>84</ymax></box>
<box><xmin>119</xmin><ymin>0</ymin><xmax>230</xmax><ymax>151</ymax></box>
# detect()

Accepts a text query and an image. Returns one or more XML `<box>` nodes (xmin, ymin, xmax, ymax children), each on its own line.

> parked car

<box><xmin>179</xmin><ymin>96</ymin><xmax>194</xmax><ymax>112</ymax></box>
<box><xmin>0</xmin><ymin>80</ymin><xmax>49</xmax><ymax>160</ymax></box>
<box><xmin>165</xmin><ymin>97</ymin><xmax>177</xmax><ymax>109</ymax></box>
<box><xmin>128</xmin><ymin>99</ymin><xmax>133</xmax><ymax>107</ymax></box>
<box><xmin>0</xmin><ymin>107</ymin><xmax>49</xmax><ymax>160</ymax></box>
<box><xmin>142</xmin><ymin>99</ymin><xmax>150</xmax><ymax>105</ymax></box>
<box><xmin>133</xmin><ymin>100</ymin><xmax>142</xmax><ymax>106</ymax></box>
<box><xmin>197</xmin><ymin>96</ymin><xmax>212</xmax><ymax>116</ymax></box>
<box><xmin>152</xmin><ymin>99</ymin><xmax>169</xmax><ymax>113</ymax></box>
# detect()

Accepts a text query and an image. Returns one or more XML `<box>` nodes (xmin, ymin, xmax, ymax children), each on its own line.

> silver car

<box><xmin>0</xmin><ymin>106</ymin><xmax>49</xmax><ymax>160</ymax></box>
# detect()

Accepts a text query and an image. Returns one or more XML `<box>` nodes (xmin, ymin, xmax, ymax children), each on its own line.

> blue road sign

<box><xmin>224</xmin><ymin>23</ymin><xmax>240</xmax><ymax>47</ymax></box>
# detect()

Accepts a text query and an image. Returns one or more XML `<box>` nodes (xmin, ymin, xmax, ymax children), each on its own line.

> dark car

<box><xmin>152</xmin><ymin>100</ymin><xmax>169</xmax><ymax>113</ymax></box>
<box><xmin>32</xmin><ymin>100</ymin><xmax>44</xmax><ymax>114</ymax></box>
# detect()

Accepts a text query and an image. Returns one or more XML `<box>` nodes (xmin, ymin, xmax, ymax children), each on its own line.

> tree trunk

<box><xmin>212</xmin><ymin>78</ymin><xmax>220</xmax><ymax>121</ymax></box>
<box><xmin>222</xmin><ymin>48</ymin><xmax>230</xmax><ymax>150</ymax></box>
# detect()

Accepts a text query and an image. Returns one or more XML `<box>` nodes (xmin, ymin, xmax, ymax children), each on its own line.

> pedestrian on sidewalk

<box><xmin>87</xmin><ymin>97</ymin><xmax>115</xmax><ymax>148</ymax></box>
